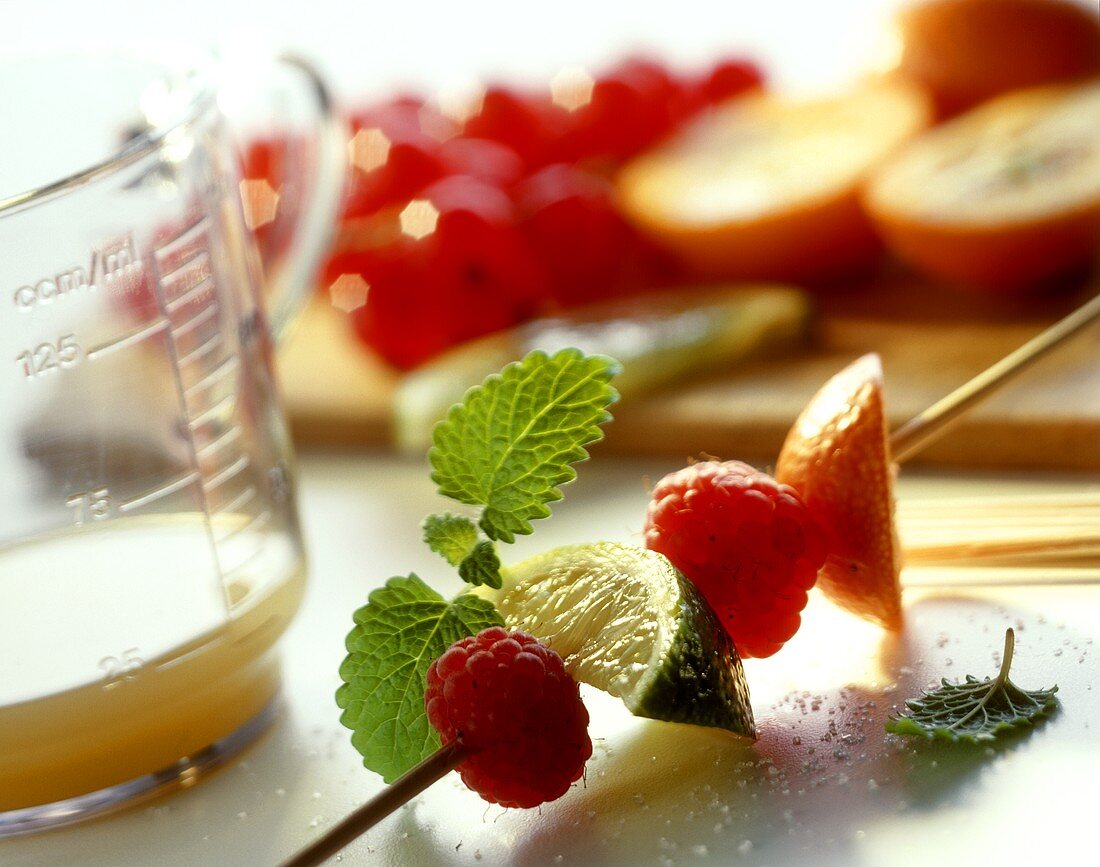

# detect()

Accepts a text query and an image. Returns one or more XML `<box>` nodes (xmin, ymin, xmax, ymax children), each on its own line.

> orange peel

<box><xmin>775</xmin><ymin>353</ymin><xmax>903</xmax><ymax>630</ymax></box>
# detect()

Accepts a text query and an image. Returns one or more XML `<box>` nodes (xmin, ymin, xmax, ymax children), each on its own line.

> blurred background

<box><xmin>5</xmin><ymin>0</ymin><xmax>1098</xmax><ymax>467</ymax></box>
<box><xmin>0</xmin><ymin>1</ymin><xmax>897</xmax><ymax>96</ymax></box>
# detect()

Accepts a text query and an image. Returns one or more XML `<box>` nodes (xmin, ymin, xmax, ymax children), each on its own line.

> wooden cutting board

<box><xmin>277</xmin><ymin>273</ymin><xmax>1100</xmax><ymax>470</ymax></box>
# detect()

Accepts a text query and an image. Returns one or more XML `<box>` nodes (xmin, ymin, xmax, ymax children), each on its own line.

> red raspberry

<box><xmin>425</xmin><ymin>628</ymin><xmax>592</xmax><ymax>809</ymax></box>
<box><xmin>644</xmin><ymin>460</ymin><xmax>827</xmax><ymax>659</ymax></box>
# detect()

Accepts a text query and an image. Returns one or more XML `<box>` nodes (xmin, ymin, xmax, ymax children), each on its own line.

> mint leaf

<box><xmin>458</xmin><ymin>540</ymin><xmax>502</xmax><ymax>589</ymax></box>
<box><xmin>886</xmin><ymin>628</ymin><xmax>1058</xmax><ymax>743</ymax></box>
<box><xmin>429</xmin><ymin>349</ymin><xmax>619</xmax><ymax>543</ymax></box>
<box><xmin>423</xmin><ymin>514</ymin><xmax>503</xmax><ymax>588</ymax></box>
<box><xmin>422</xmin><ymin>514</ymin><xmax>479</xmax><ymax>567</ymax></box>
<box><xmin>336</xmin><ymin>575</ymin><xmax>504</xmax><ymax>782</ymax></box>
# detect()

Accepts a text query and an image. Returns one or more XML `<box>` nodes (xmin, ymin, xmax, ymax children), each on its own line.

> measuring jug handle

<box><xmin>258</xmin><ymin>53</ymin><xmax>347</xmax><ymax>342</ymax></box>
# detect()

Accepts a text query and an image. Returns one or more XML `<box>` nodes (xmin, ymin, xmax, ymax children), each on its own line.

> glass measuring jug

<box><xmin>0</xmin><ymin>50</ymin><xmax>344</xmax><ymax>833</ymax></box>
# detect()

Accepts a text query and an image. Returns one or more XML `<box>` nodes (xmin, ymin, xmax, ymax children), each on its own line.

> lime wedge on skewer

<box><xmin>487</xmin><ymin>542</ymin><xmax>756</xmax><ymax>738</ymax></box>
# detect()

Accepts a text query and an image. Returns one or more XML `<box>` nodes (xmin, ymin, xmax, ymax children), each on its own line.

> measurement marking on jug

<box><xmin>218</xmin><ymin>509</ymin><xmax>272</xmax><ymax>544</ymax></box>
<box><xmin>188</xmin><ymin>392</ymin><xmax>235</xmax><ymax>428</ymax></box>
<box><xmin>184</xmin><ymin>355</ymin><xmax>239</xmax><ymax>398</ymax></box>
<box><xmin>178</xmin><ymin>331</ymin><xmax>223</xmax><ymax>366</ymax></box>
<box><xmin>153</xmin><ymin>638</ymin><xmax>222</xmax><ymax>674</ymax></box>
<box><xmin>165</xmin><ymin>276</ymin><xmax>215</xmax><ymax>313</ymax></box>
<box><xmin>173</xmin><ymin>303</ymin><xmax>220</xmax><ymax>338</ymax></box>
<box><xmin>66</xmin><ymin>488</ymin><xmax>114</xmax><ymax>526</ymax></box>
<box><xmin>217</xmin><ymin>485</ymin><xmax>257</xmax><ymax>516</ymax></box>
<box><xmin>13</xmin><ymin>265</ymin><xmax>93</xmax><ymax>310</ymax></box>
<box><xmin>203</xmin><ymin>455</ymin><xmax>250</xmax><ymax>493</ymax></box>
<box><xmin>148</xmin><ymin>217</ymin><xmax>233</xmax><ymax>609</ymax></box>
<box><xmin>153</xmin><ymin>215</ymin><xmax>212</xmax><ymax>257</ymax></box>
<box><xmin>196</xmin><ymin>424</ymin><xmax>242</xmax><ymax>459</ymax></box>
<box><xmin>15</xmin><ymin>334</ymin><xmax>82</xmax><ymax>379</ymax></box>
<box><xmin>222</xmin><ymin>543</ymin><xmax>264</xmax><ymax>578</ymax></box>
<box><xmin>86</xmin><ymin>317</ymin><xmax>169</xmax><ymax>361</ymax></box>
<box><xmin>118</xmin><ymin>471</ymin><xmax>201</xmax><ymax>513</ymax></box>
<box><xmin>157</xmin><ymin>248</ymin><xmax>210</xmax><ymax>284</ymax></box>
<box><xmin>99</xmin><ymin>648</ymin><xmax>144</xmax><ymax>688</ymax></box>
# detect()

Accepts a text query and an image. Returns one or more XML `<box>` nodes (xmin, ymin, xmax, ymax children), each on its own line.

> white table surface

<box><xmin>4</xmin><ymin>451</ymin><xmax>1098</xmax><ymax>866</ymax></box>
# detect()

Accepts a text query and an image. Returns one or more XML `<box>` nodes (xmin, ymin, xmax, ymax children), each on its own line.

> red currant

<box><xmin>438</xmin><ymin>136</ymin><xmax>526</xmax><ymax>187</ymax></box>
<box><xmin>343</xmin><ymin>97</ymin><xmax>450</xmax><ymax>218</ymax></box>
<box><xmin>515</xmin><ymin>164</ymin><xmax>637</xmax><ymax>306</ymax></box>
<box><xmin>566</xmin><ymin>56</ymin><xmax>682</xmax><ymax>162</ymax></box>
<box><xmin>463</xmin><ymin>86</ymin><xmax>570</xmax><ymax>170</ymax></box>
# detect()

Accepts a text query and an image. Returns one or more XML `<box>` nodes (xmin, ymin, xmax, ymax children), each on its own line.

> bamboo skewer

<box><xmin>280</xmin><ymin>740</ymin><xmax>469</xmax><ymax>867</ymax></box>
<box><xmin>886</xmin><ymin>293</ymin><xmax>1100</xmax><ymax>572</ymax></box>
<box><xmin>889</xmin><ymin>290</ymin><xmax>1100</xmax><ymax>463</ymax></box>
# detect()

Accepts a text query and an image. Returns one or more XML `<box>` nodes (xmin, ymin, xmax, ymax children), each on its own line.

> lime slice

<box><xmin>489</xmin><ymin>542</ymin><xmax>756</xmax><ymax>737</ymax></box>
<box><xmin>394</xmin><ymin>284</ymin><xmax>812</xmax><ymax>453</ymax></box>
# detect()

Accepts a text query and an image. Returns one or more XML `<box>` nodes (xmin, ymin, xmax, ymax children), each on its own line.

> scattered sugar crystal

<box><xmin>738</xmin><ymin>840</ymin><xmax>753</xmax><ymax>855</ymax></box>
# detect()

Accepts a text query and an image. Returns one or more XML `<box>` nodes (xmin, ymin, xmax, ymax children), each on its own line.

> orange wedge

<box><xmin>775</xmin><ymin>353</ymin><xmax>903</xmax><ymax>630</ymax></box>
<box><xmin>865</xmin><ymin>81</ymin><xmax>1100</xmax><ymax>292</ymax></box>
<box><xmin>896</xmin><ymin>0</ymin><xmax>1100</xmax><ymax>118</ymax></box>
<box><xmin>616</xmin><ymin>80</ymin><xmax>932</xmax><ymax>281</ymax></box>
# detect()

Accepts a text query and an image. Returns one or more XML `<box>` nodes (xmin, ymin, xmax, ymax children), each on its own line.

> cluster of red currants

<box><xmin>246</xmin><ymin>56</ymin><xmax>763</xmax><ymax>369</ymax></box>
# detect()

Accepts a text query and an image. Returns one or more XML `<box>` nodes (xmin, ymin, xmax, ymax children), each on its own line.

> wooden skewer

<box><xmin>280</xmin><ymin>740</ymin><xmax>469</xmax><ymax>867</ymax></box>
<box><xmin>889</xmin><ymin>290</ymin><xmax>1100</xmax><ymax>463</ymax></box>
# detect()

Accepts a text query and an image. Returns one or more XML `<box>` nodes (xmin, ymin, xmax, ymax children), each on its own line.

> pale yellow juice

<box><xmin>0</xmin><ymin>517</ymin><xmax>304</xmax><ymax>811</ymax></box>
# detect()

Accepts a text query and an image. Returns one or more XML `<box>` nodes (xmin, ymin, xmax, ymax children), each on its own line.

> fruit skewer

<box><xmin>287</xmin><ymin>292</ymin><xmax>1100</xmax><ymax>865</ymax></box>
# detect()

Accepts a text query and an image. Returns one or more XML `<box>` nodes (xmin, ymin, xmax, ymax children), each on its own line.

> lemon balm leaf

<box><xmin>430</xmin><ymin>349</ymin><xmax>620</xmax><ymax>543</ymax></box>
<box><xmin>885</xmin><ymin>629</ymin><xmax>1059</xmax><ymax>743</ymax></box>
<box><xmin>458</xmin><ymin>540</ymin><xmax>503</xmax><ymax>589</ymax></box>
<box><xmin>423</xmin><ymin>514</ymin><xmax>504</xmax><ymax>588</ymax></box>
<box><xmin>336</xmin><ymin>575</ymin><xmax>504</xmax><ymax>782</ymax></box>
<box><xmin>423</xmin><ymin>514</ymin><xmax>479</xmax><ymax>567</ymax></box>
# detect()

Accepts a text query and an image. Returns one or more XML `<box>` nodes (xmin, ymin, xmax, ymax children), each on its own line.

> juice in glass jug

<box><xmin>0</xmin><ymin>50</ymin><xmax>342</xmax><ymax>831</ymax></box>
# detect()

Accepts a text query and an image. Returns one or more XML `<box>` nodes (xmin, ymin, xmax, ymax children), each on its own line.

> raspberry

<box><xmin>424</xmin><ymin>627</ymin><xmax>592</xmax><ymax>809</ymax></box>
<box><xmin>644</xmin><ymin>460</ymin><xmax>827</xmax><ymax>659</ymax></box>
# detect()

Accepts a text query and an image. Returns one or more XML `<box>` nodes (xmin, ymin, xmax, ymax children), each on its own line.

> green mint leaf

<box><xmin>422</xmin><ymin>515</ymin><xmax>503</xmax><ymax>588</ymax></box>
<box><xmin>422</xmin><ymin>513</ymin><xmax>479</xmax><ymax>567</ymax></box>
<box><xmin>429</xmin><ymin>349</ymin><xmax>619</xmax><ymax>543</ymax></box>
<box><xmin>336</xmin><ymin>575</ymin><xmax>504</xmax><ymax>782</ymax></box>
<box><xmin>885</xmin><ymin>629</ymin><xmax>1059</xmax><ymax>743</ymax></box>
<box><xmin>458</xmin><ymin>540</ymin><xmax>503</xmax><ymax>589</ymax></box>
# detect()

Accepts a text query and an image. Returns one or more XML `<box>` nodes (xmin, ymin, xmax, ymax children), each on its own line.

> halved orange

<box><xmin>774</xmin><ymin>353</ymin><xmax>903</xmax><ymax>630</ymax></box>
<box><xmin>865</xmin><ymin>81</ymin><xmax>1100</xmax><ymax>292</ymax></box>
<box><xmin>615</xmin><ymin>80</ymin><xmax>932</xmax><ymax>282</ymax></box>
<box><xmin>895</xmin><ymin>0</ymin><xmax>1100</xmax><ymax>118</ymax></box>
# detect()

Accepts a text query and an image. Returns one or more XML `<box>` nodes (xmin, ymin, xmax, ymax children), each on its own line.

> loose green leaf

<box><xmin>886</xmin><ymin>629</ymin><xmax>1059</xmax><ymax>743</ymax></box>
<box><xmin>336</xmin><ymin>575</ymin><xmax>504</xmax><ymax>782</ymax></box>
<box><xmin>422</xmin><ymin>513</ymin><xmax>479</xmax><ymax>567</ymax></box>
<box><xmin>430</xmin><ymin>349</ymin><xmax>619</xmax><ymax>543</ymax></box>
<box><xmin>458</xmin><ymin>540</ymin><xmax>503</xmax><ymax>589</ymax></box>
